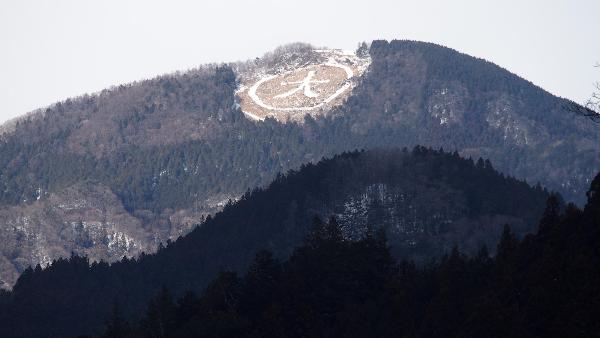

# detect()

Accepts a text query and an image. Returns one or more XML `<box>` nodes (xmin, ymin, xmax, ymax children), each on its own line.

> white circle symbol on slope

<box><xmin>248</xmin><ymin>58</ymin><xmax>354</xmax><ymax>111</ymax></box>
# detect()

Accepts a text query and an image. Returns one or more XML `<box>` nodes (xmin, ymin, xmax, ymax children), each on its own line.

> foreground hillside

<box><xmin>100</xmin><ymin>173</ymin><xmax>600</xmax><ymax>338</ymax></box>
<box><xmin>0</xmin><ymin>39</ymin><xmax>597</xmax><ymax>287</ymax></box>
<box><xmin>0</xmin><ymin>148</ymin><xmax>551</xmax><ymax>337</ymax></box>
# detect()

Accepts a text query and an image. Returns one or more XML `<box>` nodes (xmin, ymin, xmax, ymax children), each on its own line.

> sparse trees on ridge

<box><xmin>569</xmin><ymin>62</ymin><xmax>600</xmax><ymax>122</ymax></box>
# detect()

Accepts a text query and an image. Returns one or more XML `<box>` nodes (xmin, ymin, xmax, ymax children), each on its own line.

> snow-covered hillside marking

<box><xmin>238</xmin><ymin>48</ymin><xmax>371</xmax><ymax>122</ymax></box>
<box><xmin>274</xmin><ymin>70</ymin><xmax>330</xmax><ymax>99</ymax></box>
<box><xmin>248</xmin><ymin>58</ymin><xmax>354</xmax><ymax>111</ymax></box>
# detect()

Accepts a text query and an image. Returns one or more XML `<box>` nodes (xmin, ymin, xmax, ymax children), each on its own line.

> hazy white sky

<box><xmin>1</xmin><ymin>0</ymin><xmax>598</xmax><ymax>123</ymax></box>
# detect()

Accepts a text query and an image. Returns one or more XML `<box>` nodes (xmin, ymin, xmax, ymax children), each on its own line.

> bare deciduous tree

<box><xmin>569</xmin><ymin>63</ymin><xmax>600</xmax><ymax>122</ymax></box>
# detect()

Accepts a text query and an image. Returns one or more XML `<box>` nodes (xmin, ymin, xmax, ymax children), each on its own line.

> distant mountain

<box><xmin>0</xmin><ymin>39</ymin><xmax>597</xmax><ymax>288</ymax></box>
<box><xmin>0</xmin><ymin>148</ymin><xmax>552</xmax><ymax>337</ymax></box>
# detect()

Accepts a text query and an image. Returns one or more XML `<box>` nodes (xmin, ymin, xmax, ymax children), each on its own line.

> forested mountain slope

<box><xmin>0</xmin><ymin>148</ymin><xmax>552</xmax><ymax>337</ymax></box>
<box><xmin>0</xmin><ymin>39</ymin><xmax>597</xmax><ymax>288</ymax></box>
<box><xmin>100</xmin><ymin>173</ymin><xmax>600</xmax><ymax>338</ymax></box>
<box><xmin>336</xmin><ymin>40</ymin><xmax>599</xmax><ymax>203</ymax></box>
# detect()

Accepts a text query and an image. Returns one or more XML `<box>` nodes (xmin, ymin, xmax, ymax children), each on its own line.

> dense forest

<box><xmin>0</xmin><ymin>148</ymin><xmax>554</xmax><ymax>337</ymax></box>
<box><xmin>336</xmin><ymin>40</ymin><xmax>599</xmax><ymax>204</ymax></box>
<box><xmin>96</xmin><ymin>171</ymin><xmax>599</xmax><ymax>338</ymax></box>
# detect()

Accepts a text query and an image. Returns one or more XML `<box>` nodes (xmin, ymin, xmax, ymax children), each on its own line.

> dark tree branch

<box><xmin>567</xmin><ymin>64</ymin><xmax>600</xmax><ymax>123</ymax></box>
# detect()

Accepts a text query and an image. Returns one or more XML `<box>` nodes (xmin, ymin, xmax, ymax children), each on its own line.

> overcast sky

<box><xmin>1</xmin><ymin>0</ymin><xmax>598</xmax><ymax>124</ymax></box>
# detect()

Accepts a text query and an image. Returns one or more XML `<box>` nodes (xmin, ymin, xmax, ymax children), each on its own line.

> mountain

<box><xmin>0</xmin><ymin>148</ymin><xmax>552</xmax><ymax>337</ymax></box>
<box><xmin>0</xmin><ymin>39</ymin><xmax>598</xmax><ymax>288</ymax></box>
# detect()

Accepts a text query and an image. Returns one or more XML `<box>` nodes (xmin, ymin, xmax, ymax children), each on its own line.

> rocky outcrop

<box><xmin>0</xmin><ymin>183</ymin><xmax>152</xmax><ymax>288</ymax></box>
